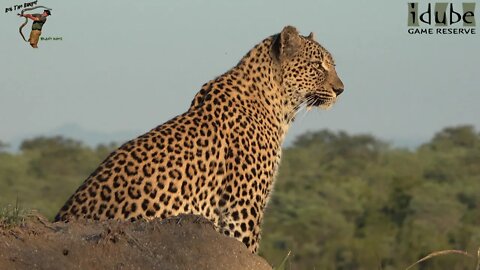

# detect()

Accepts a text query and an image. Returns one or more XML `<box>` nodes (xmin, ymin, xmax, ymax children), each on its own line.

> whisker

<box><xmin>286</xmin><ymin>96</ymin><xmax>314</xmax><ymax>121</ymax></box>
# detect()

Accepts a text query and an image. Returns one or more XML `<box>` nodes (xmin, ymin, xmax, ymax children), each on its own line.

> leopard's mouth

<box><xmin>305</xmin><ymin>93</ymin><xmax>335</xmax><ymax>109</ymax></box>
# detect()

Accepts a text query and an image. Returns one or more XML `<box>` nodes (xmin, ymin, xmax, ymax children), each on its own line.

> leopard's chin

<box><xmin>318</xmin><ymin>99</ymin><xmax>335</xmax><ymax>110</ymax></box>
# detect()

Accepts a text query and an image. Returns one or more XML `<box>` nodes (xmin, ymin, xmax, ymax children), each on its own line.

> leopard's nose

<box><xmin>334</xmin><ymin>88</ymin><xmax>344</xmax><ymax>96</ymax></box>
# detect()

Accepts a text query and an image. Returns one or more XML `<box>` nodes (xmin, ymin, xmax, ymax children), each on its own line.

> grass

<box><xmin>0</xmin><ymin>199</ymin><xmax>27</xmax><ymax>229</ymax></box>
<box><xmin>273</xmin><ymin>250</ymin><xmax>291</xmax><ymax>270</ymax></box>
<box><xmin>271</xmin><ymin>248</ymin><xmax>480</xmax><ymax>270</ymax></box>
<box><xmin>405</xmin><ymin>247</ymin><xmax>480</xmax><ymax>270</ymax></box>
<box><xmin>477</xmin><ymin>248</ymin><xmax>480</xmax><ymax>270</ymax></box>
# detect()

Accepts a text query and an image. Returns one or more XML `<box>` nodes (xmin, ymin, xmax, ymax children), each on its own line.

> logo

<box><xmin>407</xmin><ymin>2</ymin><xmax>476</xmax><ymax>35</ymax></box>
<box><xmin>4</xmin><ymin>1</ymin><xmax>62</xmax><ymax>48</ymax></box>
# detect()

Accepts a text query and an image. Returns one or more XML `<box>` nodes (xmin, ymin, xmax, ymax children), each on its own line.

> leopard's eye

<box><xmin>310</xmin><ymin>61</ymin><xmax>322</xmax><ymax>68</ymax></box>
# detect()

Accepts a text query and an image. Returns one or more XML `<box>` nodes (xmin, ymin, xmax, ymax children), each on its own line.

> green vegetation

<box><xmin>1</xmin><ymin>126</ymin><xmax>479</xmax><ymax>269</ymax></box>
<box><xmin>261</xmin><ymin>126</ymin><xmax>480</xmax><ymax>269</ymax></box>
<box><xmin>0</xmin><ymin>199</ymin><xmax>27</xmax><ymax>228</ymax></box>
<box><xmin>0</xmin><ymin>136</ymin><xmax>117</xmax><ymax>217</ymax></box>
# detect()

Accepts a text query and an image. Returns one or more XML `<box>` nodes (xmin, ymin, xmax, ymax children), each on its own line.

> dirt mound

<box><xmin>0</xmin><ymin>214</ymin><xmax>272</xmax><ymax>270</ymax></box>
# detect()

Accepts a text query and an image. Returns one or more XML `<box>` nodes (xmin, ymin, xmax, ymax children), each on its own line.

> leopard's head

<box><xmin>272</xmin><ymin>26</ymin><xmax>344</xmax><ymax>113</ymax></box>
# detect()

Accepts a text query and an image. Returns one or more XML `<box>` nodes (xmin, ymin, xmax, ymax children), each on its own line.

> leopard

<box><xmin>54</xmin><ymin>25</ymin><xmax>344</xmax><ymax>253</ymax></box>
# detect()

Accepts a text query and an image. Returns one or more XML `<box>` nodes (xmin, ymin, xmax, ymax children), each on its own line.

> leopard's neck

<box><xmin>191</xmin><ymin>37</ymin><xmax>296</xmax><ymax>148</ymax></box>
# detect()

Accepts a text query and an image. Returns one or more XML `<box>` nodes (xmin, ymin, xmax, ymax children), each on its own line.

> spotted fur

<box><xmin>55</xmin><ymin>26</ymin><xmax>344</xmax><ymax>253</ymax></box>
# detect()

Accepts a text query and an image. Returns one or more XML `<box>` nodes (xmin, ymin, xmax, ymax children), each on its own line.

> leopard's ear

<box><xmin>272</xmin><ymin>26</ymin><xmax>303</xmax><ymax>61</ymax></box>
<box><xmin>307</xmin><ymin>32</ymin><xmax>316</xmax><ymax>41</ymax></box>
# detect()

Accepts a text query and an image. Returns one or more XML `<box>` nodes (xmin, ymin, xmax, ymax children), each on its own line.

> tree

<box><xmin>425</xmin><ymin>125</ymin><xmax>478</xmax><ymax>150</ymax></box>
<box><xmin>20</xmin><ymin>136</ymin><xmax>83</xmax><ymax>152</ymax></box>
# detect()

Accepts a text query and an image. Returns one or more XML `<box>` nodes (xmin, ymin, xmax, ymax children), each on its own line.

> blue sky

<box><xmin>0</xmin><ymin>0</ymin><xmax>479</xmax><ymax>148</ymax></box>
